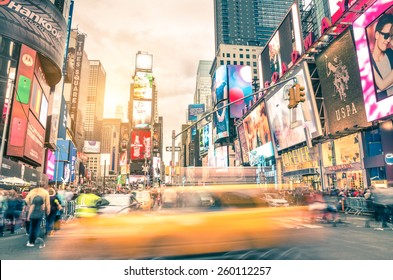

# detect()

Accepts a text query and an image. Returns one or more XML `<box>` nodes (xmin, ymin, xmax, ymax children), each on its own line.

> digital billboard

<box><xmin>132</xmin><ymin>100</ymin><xmax>152</xmax><ymax>129</ymax></box>
<box><xmin>135</xmin><ymin>52</ymin><xmax>153</xmax><ymax>71</ymax></box>
<box><xmin>353</xmin><ymin>0</ymin><xmax>393</xmax><ymax>121</ymax></box>
<box><xmin>199</xmin><ymin>122</ymin><xmax>212</xmax><ymax>156</ymax></box>
<box><xmin>24</xmin><ymin>111</ymin><xmax>45</xmax><ymax>163</ymax></box>
<box><xmin>133</xmin><ymin>71</ymin><xmax>153</xmax><ymax>100</ymax></box>
<box><xmin>0</xmin><ymin>0</ymin><xmax>67</xmax><ymax>85</ymax></box>
<box><xmin>130</xmin><ymin>130</ymin><xmax>151</xmax><ymax>161</ymax></box>
<box><xmin>213</xmin><ymin>100</ymin><xmax>229</xmax><ymax>142</ymax></box>
<box><xmin>242</xmin><ymin>101</ymin><xmax>274</xmax><ymax>160</ymax></box>
<box><xmin>188</xmin><ymin>104</ymin><xmax>205</xmax><ymax>122</ymax></box>
<box><xmin>212</xmin><ymin>65</ymin><xmax>228</xmax><ymax>106</ymax></box>
<box><xmin>228</xmin><ymin>65</ymin><xmax>253</xmax><ymax>118</ymax></box>
<box><xmin>265</xmin><ymin>62</ymin><xmax>322</xmax><ymax>152</ymax></box>
<box><xmin>83</xmin><ymin>141</ymin><xmax>101</xmax><ymax>154</ymax></box>
<box><xmin>315</xmin><ymin>29</ymin><xmax>370</xmax><ymax>133</ymax></box>
<box><xmin>258</xmin><ymin>3</ymin><xmax>303</xmax><ymax>87</ymax></box>
<box><xmin>46</xmin><ymin>149</ymin><xmax>55</xmax><ymax>180</ymax></box>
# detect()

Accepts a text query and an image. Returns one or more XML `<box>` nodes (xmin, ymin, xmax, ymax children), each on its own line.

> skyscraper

<box><xmin>194</xmin><ymin>60</ymin><xmax>213</xmax><ymax>111</ymax></box>
<box><xmin>214</xmin><ymin>0</ymin><xmax>292</xmax><ymax>51</ymax></box>
<box><xmin>84</xmin><ymin>60</ymin><xmax>106</xmax><ymax>141</ymax></box>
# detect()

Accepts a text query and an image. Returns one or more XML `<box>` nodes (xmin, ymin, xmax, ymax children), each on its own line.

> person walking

<box><xmin>5</xmin><ymin>189</ymin><xmax>23</xmax><ymax>234</ymax></box>
<box><xmin>25</xmin><ymin>184</ymin><xmax>50</xmax><ymax>247</ymax></box>
<box><xmin>46</xmin><ymin>188</ymin><xmax>61</xmax><ymax>236</ymax></box>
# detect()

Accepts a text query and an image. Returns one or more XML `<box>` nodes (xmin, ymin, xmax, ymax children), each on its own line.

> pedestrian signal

<box><xmin>288</xmin><ymin>87</ymin><xmax>297</xmax><ymax>109</ymax></box>
<box><xmin>294</xmin><ymin>84</ymin><xmax>306</xmax><ymax>104</ymax></box>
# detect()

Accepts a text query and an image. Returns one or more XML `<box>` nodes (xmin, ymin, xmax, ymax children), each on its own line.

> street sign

<box><xmin>166</xmin><ymin>146</ymin><xmax>181</xmax><ymax>152</ymax></box>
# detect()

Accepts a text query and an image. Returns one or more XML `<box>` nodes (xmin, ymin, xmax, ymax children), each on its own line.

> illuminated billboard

<box><xmin>212</xmin><ymin>65</ymin><xmax>228</xmax><ymax>106</ymax></box>
<box><xmin>353</xmin><ymin>0</ymin><xmax>393</xmax><ymax>121</ymax></box>
<box><xmin>315</xmin><ymin>29</ymin><xmax>370</xmax><ymax>133</ymax></box>
<box><xmin>130</xmin><ymin>130</ymin><xmax>151</xmax><ymax>161</ymax></box>
<box><xmin>213</xmin><ymin>100</ymin><xmax>229</xmax><ymax>142</ymax></box>
<box><xmin>132</xmin><ymin>100</ymin><xmax>152</xmax><ymax>129</ymax></box>
<box><xmin>46</xmin><ymin>149</ymin><xmax>55</xmax><ymax>180</ymax></box>
<box><xmin>83</xmin><ymin>141</ymin><xmax>101</xmax><ymax>154</ymax></box>
<box><xmin>242</xmin><ymin>101</ymin><xmax>274</xmax><ymax>161</ymax></box>
<box><xmin>133</xmin><ymin>71</ymin><xmax>153</xmax><ymax>100</ymax></box>
<box><xmin>265</xmin><ymin>62</ymin><xmax>322</xmax><ymax>152</ymax></box>
<box><xmin>228</xmin><ymin>65</ymin><xmax>253</xmax><ymax>118</ymax></box>
<box><xmin>188</xmin><ymin>104</ymin><xmax>205</xmax><ymax>121</ymax></box>
<box><xmin>237</xmin><ymin>123</ymin><xmax>250</xmax><ymax>165</ymax></box>
<box><xmin>135</xmin><ymin>52</ymin><xmax>153</xmax><ymax>71</ymax></box>
<box><xmin>258</xmin><ymin>3</ymin><xmax>303</xmax><ymax>87</ymax></box>
<box><xmin>199</xmin><ymin>122</ymin><xmax>212</xmax><ymax>156</ymax></box>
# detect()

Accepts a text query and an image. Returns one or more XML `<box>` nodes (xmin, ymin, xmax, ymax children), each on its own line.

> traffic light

<box><xmin>294</xmin><ymin>83</ymin><xmax>306</xmax><ymax>104</ymax></box>
<box><xmin>288</xmin><ymin>86</ymin><xmax>297</xmax><ymax>109</ymax></box>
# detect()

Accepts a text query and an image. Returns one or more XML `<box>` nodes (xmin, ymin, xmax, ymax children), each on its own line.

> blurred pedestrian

<box><xmin>25</xmin><ymin>183</ymin><xmax>50</xmax><ymax>247</ymax></box>
<box><xmin>46</xmin><ymin>188</ymin><xmax>62</xmax><ymax>236</ymax></box>
<box><xmin>0</xmin><ymin>190</ymin><xmax>7</xmax><ymax>237</ymax></box>
<box><xmin>5</xmin><ymin>189</ymin><xmax>23</xmax><ymax>234</ymax></box>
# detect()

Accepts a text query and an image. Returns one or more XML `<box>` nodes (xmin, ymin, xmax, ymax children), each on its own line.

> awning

<box><xmin>0</xmin><ymin>176</ymin><xmax>31</xmax><ymax>187</ymax></box>
<box><xmin>283</xmin><ymin>168</ymin><xmax>319</xmax><ymax>177</ymax></box>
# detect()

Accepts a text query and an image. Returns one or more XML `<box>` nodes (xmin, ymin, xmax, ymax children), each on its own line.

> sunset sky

<box><xmin>72</xmin><ymin>0</ymin><xmax>215</xmax><ymax>164</ymax></box>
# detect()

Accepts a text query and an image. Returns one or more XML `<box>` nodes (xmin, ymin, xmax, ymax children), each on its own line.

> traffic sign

<box><xmin>166</xmin><ymin>146</ymin><xmax>181</xmax><ymax>152</ymax></box>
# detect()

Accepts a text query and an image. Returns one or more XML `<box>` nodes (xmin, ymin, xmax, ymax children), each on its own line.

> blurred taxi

<box><xmin>45</xmin><ymin>186</ymin><xmax>315</xmax><ymax>260</ymax></box>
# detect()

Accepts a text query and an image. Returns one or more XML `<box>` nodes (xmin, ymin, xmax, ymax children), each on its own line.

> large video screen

<box><xmin>199</xmin><ymin>122</ymin><xmax>212</xmax><ymax>156</ymax></box>
<box><xmin>212</xmin><ymin>65</ymin><xmax>228</xmax><ymax>106</ymax></box>
<box><xmin>132</xmin><ymin>100</ymin><xmax>152</xmax><ymax>129</ymax></box>
<box><xmin>133</xmin><ymin>71</ymin><xmax>154</xmax><ymax>100</ymax></box>
<box><xmin>228</xmin><ymin>65</ymin><xmax>253</xmax><ymax>118</ymax></box>
<box><xmin>315</xmin><ymin>29</ymin><xmax>370</xmax><ymax>133</ymax></box>
<box><xmin>242</xmin><ymin>101</ymin><xmax>274</xmax><ymax>160</ymax></box>
<box><xmin>265</xmin><ymin>62</ymin><xmax>321</xmax><ymax>152</ymax></box>
<box><xmin>213</xmin><ymin>100</ymin><xmax>229</xmax><ymax>142</ymax></box>
<box><xmin>259</xmin><ymin>3</ymin><xmax>303</xmax><ymax>87</ymax></box>
<box><xmin>353</xmin><ymin>0</ymin><xmax>393</xmax><ymax>121</ymax></box>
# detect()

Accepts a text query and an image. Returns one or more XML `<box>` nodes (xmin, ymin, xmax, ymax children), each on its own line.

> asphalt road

<box><xmin>1</xmin><ymin>213</ymin><xmax>392</xmax><ymax>260</ymax></box>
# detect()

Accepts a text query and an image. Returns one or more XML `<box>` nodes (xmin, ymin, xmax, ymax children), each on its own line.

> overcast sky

<box><xmin>72</xmin><ymin>0</ymin><xmax>215</xmax><ymax>164</ymax></box>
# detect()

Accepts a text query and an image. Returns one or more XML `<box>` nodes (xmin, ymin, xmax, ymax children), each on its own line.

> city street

<box><xmin>1</xmin><ymin>214</ymin><xmax>392</xmax><ymax>260</ymax></box>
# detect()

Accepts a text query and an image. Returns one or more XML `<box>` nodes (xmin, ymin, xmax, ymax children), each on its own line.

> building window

<box><xmin>240</xmin><ymin>54</ymin><xmax>243</xmax><ymax>58</ymax></box>
<box><xmin>364</xmin><ymin>129</ymin><xmax>382</xmax><ymax>157</ymax></box>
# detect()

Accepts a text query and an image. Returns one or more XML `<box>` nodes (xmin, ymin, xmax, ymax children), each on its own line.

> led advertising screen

<box><xmin>237</xmin><ymin>123</ymin><xmax>250</xmax><ymax>165</ymax></box>
<box><xmin>265</xmin><ymin>62</ymin><xmax>322</xmax><ymax>152</ymax></box>
<box><xmin>24</xmin><ymin>111</ymin><xmax>45</xmax><ymax>164</ymax></box>
<box><xmin>132</xmin><ymin>100</ymin><xmax>152</xmax><ymax>129</ymax></box>
<box><xmin>153</xmin><ymin>157</ymin><xmax>161</xmax><ymax>178</ymax></box>
<box><xmin>130</xmin><ymin>130</ymin><xmax>151</xmax><ymax>161</ymax></box>
<box><xmin>133</xmin><ymin>71</ymin><xmax>154</xmax><ymax>100</ymax></box>
<box><xmin>242</xmin><ymin>101</ymin><xmax>274</xmax><ymax>160</ymax></box>
<box><xmin>199</xmin><ymin>122</ymin><xmax>212</xmax><ymax>155</ymax></box>
<box><xmin>7</xmin><ymin>45</ymin><xmax>36</xmax><ymax>158</ymax></box>
<box><xmin>0</xmin><ymin>0</ymin><xmax>67</xmax><ymax>84</ymax></box>
<box><xmin>315</xmin><ymin>29</ymin><xmax>370</xmax><ymax>133</ymax></box>
<box><xmin>188</xmin><ymin>104</ymin><xmax>205</xmax><ymax>122</ymax></box>
<box><xmin>135</xmin><ymin>53</ymin><xmax>153</xmax><ymax>71</ymax></box>
<box><xmin>46</xmin><ymin>149</ymin><xmax>55</xmax><ymax>180</ymax></box>
<box><xmin>228</xmin><ymin>65</ymin><xmax>253</xmax><ymax>118</ymax></box>
<box><xmin>212</xmin><ymin>65</ymin><xmax>228</xmax><ymax>106</ymax></box>
<box><xmin>259</xmin><ymin>3</ymin><xmax>303</xmax><ymax>87</ymax></box>
<box><xmin>353</xmin><ymin>0</ymin><xmax>393</xmax><ymax>121</ymax></box>
<box><xmin>213</xmin><ymin>100</ymin><xmax>229</xmax><ymax>143</ymax></box>
<box><xmin>83</xmin><ymin>141</ymin><xmax>101</xmax><ymax>154</ymax></box>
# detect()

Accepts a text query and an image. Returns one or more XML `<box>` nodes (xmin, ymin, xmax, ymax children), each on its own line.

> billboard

<box><xmin>353</xmin><ymin>0</ymin><xmax>393</xmax><ymax>121</ymax></box>
<box><xmin>153</xmin><ymin>157</ymin><xmax>161</xmax><ymax>178</ymax></box>
<box><xmin>132</xmin><ymin>100</ymin><xmax>152</xmax><ymax>129</ymax></box>
<box><xmin>199</xmin><ymin>122</ymin><xmax>212</xmax><ymax>156</ymax></box>
<box><xmin>228</xmin><ymin>65</ymin><xmax>253</xmax><ymax>118</ymax></box>
<box><xmin>83</xmin><ymin>141</ymin><xmax>101</xmax><ymax>154</ymax></box>
<box><xmin>24</xmin><ymin>111</ymin><xmax>45</xmax><ymax>163</ymax></box>
<box><xmin>133</xmin><ymin>71</ymin><xmax>154</xmax><ymax>100</ymax></box>
<box><xmin>0</xmin><ymin>0</ymin><xmax>67</xmax><ymax>85</ymax></box>
<box><xmin>212</xmin><ymin>65</ymin><xmax>228</xmax><ymax>106</ymax></box>
<box><xmin>265</xmin><ymin>62</ymin><xmax>322</xmax><ymax>152</ymax></box>
<box><xmin>258</xmin><ymin>2</ymin><xmax>303</xmax><ymax>87</ymax></box>
<box><xmin>120</xmin><ymin>123</ymin><xmax>129</xmax><ymax>151</ymax></box>
<box><xmin>153</xmin><ymin>122</ymin><xmax>161</xmax><ymax>154</ymax></box>
<box><xmin>213</xmin><ymin>100</ymin><xmax>229</xmax><ymax>142</ymax></box>
<box><xmin>7</xmin><ymin>45</ymin><xmax>36</xmax><ymax>159</ymax></box>
<box><xmin>188</xmin><ymin>104</ymin><xmax>205</xmax><ymax>122</ymax></box>
<box><xmin>135</xmin><ymin>52</ymin><xmax>153</xmax><ymax>71</ymax></box>
<box><xmin>45</xmin><ymin>149</ymin><xmax>55</xmax><ymax>180</ymax></box>
<box><xmin>242</xmin><ymin>101</ymin><xmax>274</xmax><ymax>160</ymax></box>
<box><xmin>315</xmin><ymin>29</ymin><xmax>370</xmax><ymax>133</ymax></box>
<box><xmin>130</xmin><ymin>130</ymin><xmax>151</xmax><ymax>161</ymax></box>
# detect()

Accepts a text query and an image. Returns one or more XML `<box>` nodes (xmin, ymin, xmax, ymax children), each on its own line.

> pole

<box><xmin>55</xmin><ymin>147</ymin><xmax>60</xmax><ymax>188</ymax></box>
<box><xmin>171</xmin><ymin>130</ymin><xmax>175</xmax><ymax>185</ymax></box>
<box><xmin>103</xmin><ymin>159</ymin><xmax>106</xmax><ymax>193</ymax></box>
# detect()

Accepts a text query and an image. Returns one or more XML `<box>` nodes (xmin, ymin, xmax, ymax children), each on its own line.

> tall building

<box><xmin>213</xmin><ymin>0</ymin><xmax>292</xmax><ymax>51</ymax></box>
<box><xmin>115</xmin><ymin>105</ymin><xmax>124</xmax><ymax>121</ymax></box>
<box><xmin>101</xmin><ymin>118</ymin><xmax>122</xmax><ymax>175</ymax></box>
<box><xmin>84</xmin><ymin>60</ymin><xmax>106</xmax><ymax>141</ymax></box>
<box><xmin>194</xmin><ymin>60</ymin><xmax>213</xmax><ymax>111</ymax></box>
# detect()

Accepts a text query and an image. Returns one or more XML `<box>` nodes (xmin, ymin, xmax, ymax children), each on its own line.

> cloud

<box><xmin>73</xmin><ymin>0</ymin><xmax>214</xmax><ymax>165</ymax></box>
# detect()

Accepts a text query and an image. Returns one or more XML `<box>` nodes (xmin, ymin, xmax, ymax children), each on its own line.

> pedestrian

<box><xmin>25</xmin><ymin>183</ymin><xmax>50</xmax><ymax>248</ymax></box>
<box><xmin>5</xmin><ymin>189</ymin><xmax>23</xmax><ymax>234</ymax></box>
<box><xmin>46</xmin><ymin>188</ymin><xmax>61</xmax><ymax>236</ymax></box>
<box><xmin>0</xmin><ymin>190</ymin><xmax>7</xmax><ymax>237</ymax></box>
